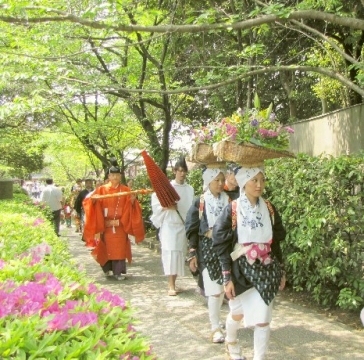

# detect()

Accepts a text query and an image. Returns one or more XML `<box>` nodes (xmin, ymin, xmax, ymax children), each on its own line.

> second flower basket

<box><xmin>190</xmin><ymin>143</ymin><xmax>223</xmax><ymax>164</ymax></box>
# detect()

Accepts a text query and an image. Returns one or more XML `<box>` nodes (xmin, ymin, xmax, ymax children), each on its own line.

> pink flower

<box><xmin>64</xmin><ymin>300</ymin><xmax>80</xmax><ymax>310</ymax></box>
<box><xmin>88</xmin><ymin>283</ymin><xmax>98</xmax><ymax>294</ymax></box>
<box><xmin>146</xmin><ymin>345</ymin><xmax>154</xmax><ymax>356</ymax></box>
<box><xmin>48</xmin><ymin>311</ymin><xmax>70</xmax><ymax>331</ymax></box>
<box><xmin>70</xmin><ymin>311</ymin><xmax>98</xmax><ymax>327</ymax></box>
<box><xmin>257</xmin><ymin>129</ymin><xmax>278</xmax><ymax>138</ymax></box>
<box><xmin>30</xmin><ymin>255</ymin><xmax>43</xmax><ymax>265</ymax></box>
<box><xmin>96</xmin><ymin>289</ymin><xmax>126</xmax><ymax>309</ymax></box>
<box><xmin>41</xmin><ymin>300</ymin><xmax>60</xmax><ymax>317</ymax></box>
<box><xmin>284</xmin><ymin>126</ymin><xmax>294</xmax><ymax>133</ymax></box>
<box><xmin>32</xmin><ymin>218</ymin><xmax>45</xmax><ymax>226</ymax></box>
<box><xmin>34</xmin><ymin>273</ymin><xmax>63</xmax><ymax>295</ymax></box>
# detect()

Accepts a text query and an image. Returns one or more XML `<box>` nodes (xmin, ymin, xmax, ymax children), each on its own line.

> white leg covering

<box><xmin>208</xmin><ymin>294</ymin><xmax>224</xmax><ymax>330</ymax></box>
<box><xmin>225</xmin><ymin>313</ymin><xmax>241</xmax><ymax>343</ymax></box>
<box><xmin>253</xmin><ymin>325</ymin><xmax>270</xmax><ymax>360</ymax></box>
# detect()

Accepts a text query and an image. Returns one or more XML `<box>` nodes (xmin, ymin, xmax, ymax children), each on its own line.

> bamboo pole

<box><xmin>90</xmin><ymin>188</ymin><xmax>154</xmax><ymax>200</ymax></box>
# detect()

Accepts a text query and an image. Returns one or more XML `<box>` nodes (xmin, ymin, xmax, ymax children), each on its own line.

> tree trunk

<box><xmin>321</xmin><ymin>98</ymin><xmax>328</xmax><ymax>114</ymax></box>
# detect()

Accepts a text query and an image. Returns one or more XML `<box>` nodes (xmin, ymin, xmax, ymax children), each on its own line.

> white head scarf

<box><xmin>202</xmin><ymin>168</ymin><xmax>225</xmax><ymax>191</ymax></box>
<box><xmin>235</xmin><ymin>166</ymin><xmax>272</xmax><ymax>244</ymax></box>
<box><xmin>235</xmin><ymin>166</ymin><xmax>265</xmax><ymax>189</ymax></box>
<box><xmin>202</xmin><ymin>168</ymin><xmax>229</xmax><ymax>228</ymax></box>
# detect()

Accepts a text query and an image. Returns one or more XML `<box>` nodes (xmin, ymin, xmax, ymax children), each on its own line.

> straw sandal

<box><xmin>114</xmin><ymin>275</ymin><xmax>126</xmax><ymax>281</ymax></box>
<box><xmin>211</xmin><ymin>328</ymin><xmax>225</xmax><ymax>343</ymax></box>
<box><xmin>104</xmin><ymin>270</ymin><xmax>113</xmax><ymax>278</ymax></box>
<box><xmin>225</xmin><ymin>341</ymin><xmax>246</xmax><ymax>360</ymax></box>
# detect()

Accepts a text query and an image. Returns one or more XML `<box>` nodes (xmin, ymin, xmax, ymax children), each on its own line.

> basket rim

<box><xmin>213</xmin><ymin>140</ymin><xmax>295</xmax><ymax>164</ymax></box>
<box><xmin>216</xmin><ymin>140</ymin><xmax>295</xmax><ymax>157</ymax></box>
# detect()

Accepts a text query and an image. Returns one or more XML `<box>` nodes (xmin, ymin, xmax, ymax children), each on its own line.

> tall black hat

<box><xmin>108</xmin><ymin>157</ymin><xmax>122</xmax><ymax>174</ymax></box>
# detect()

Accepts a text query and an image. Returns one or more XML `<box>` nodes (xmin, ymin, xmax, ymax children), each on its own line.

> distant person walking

<box><xmin>71</xmin><ymin>179</ymin><xmax>83</xmax><ymax>232</ymax></box>
<box><xmin>41</xmin><ymin>178</ymin><xmax>63</xmax><ymax>236</ymax></box>
<box><xmin>63</xmin><ymin>197</ymin><xmax>73</xmax><ymax>228</ymax></box>
<box><xmin>74</xmin><ymin>178</ymin><xmax>94</xmax><ymax>239</ymax></box>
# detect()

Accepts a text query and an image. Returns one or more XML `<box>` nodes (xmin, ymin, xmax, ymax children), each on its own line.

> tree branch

<box><xmin>60</xmin><ymin>65</ymin><xmax>364</xmax><ymax>97</ymax></box>
<box><xmin>1</xmin><ymin>8</ymin><xmax>364</xmax><ymax>32</ymax></box>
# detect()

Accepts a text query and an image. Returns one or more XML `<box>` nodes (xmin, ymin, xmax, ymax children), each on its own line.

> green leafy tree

<box><xmin>1</xmin><ymin>0</ymin><xmax>364</xmax><ymax>171</ymax></box>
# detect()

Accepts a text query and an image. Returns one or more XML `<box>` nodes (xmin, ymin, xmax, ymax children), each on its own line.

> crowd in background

<box><xmin>22</xmin><ymin>180</ymin><xmax>45</xmax><ymax>200</ymax></box>
<box><xmin>21</xmin><ymin>177</ymin><xmax>104</xmax><ymax>234</ymax></box>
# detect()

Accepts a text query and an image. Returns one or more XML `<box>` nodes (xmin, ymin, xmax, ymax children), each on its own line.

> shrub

<box><xmin>187</xmin><ymin>167</ymin><xmax>203</xmax><ymax>195</ymax></box>
<box><xmin>265</xmin><ymin>153</ymin><xmax>364</xmax><ymax>310</ymax></box>
<box><xmin>0</xmin><ymin>195</ymin><xmax>156</xmax><ymax>359</ymax></box>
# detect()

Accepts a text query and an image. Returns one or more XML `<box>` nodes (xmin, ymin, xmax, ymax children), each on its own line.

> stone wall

<box><xmin>289</xmin><ymin>103</ymin><xmax>364</xmax><ymax>156</ymax></box>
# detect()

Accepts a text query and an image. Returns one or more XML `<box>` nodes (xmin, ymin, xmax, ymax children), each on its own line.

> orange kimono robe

<box><xmin>83</xmin><ymin>183</ymin><xmax>145</xmax><ymax>266</ymax></box>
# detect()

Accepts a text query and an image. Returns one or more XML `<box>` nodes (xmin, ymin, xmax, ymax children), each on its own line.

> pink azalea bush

<box><xmin>0</xmin><ymin>195</ymin><xmax>156</xmax><ymax>359</ymax></box>
<box><xmin>191</xmin><ymin>93</ymin><xmax>294</xmax><ymax>150</ymax></box>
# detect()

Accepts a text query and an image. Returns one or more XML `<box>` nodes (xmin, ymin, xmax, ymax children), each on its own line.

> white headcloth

<box><xmin>202</xmin><ymin>168</ymin><xmax>225</xmax><ymax>191</ymax></box>
<box><xmin>235</xmin><ymin>166</ymin><xmax>265</xmax><ymax>189</ymax></box>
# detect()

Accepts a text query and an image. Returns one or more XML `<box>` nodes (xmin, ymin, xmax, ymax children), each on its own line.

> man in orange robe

<box><xmin>83</xmin><ymin>160</ymin><xmax>145</xmax><ymax>280</ymax></box>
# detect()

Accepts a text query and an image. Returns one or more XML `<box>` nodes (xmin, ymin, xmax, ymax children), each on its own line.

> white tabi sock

<box><xmin>208</xmin><ymin>293</ymin><xmax>224</xmax><ymax>331</ymax></box>
<box><xmin>225</xmin><ymin>313</ymin><xmax>241</xmax><ymax>343</ymax></box>
<box><xmin>253</xmin><ymin>325</ymin><xmax>271</xmax><ymax>360</ymax></box>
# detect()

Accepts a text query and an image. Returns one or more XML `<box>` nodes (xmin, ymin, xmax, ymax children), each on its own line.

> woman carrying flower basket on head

<box><xmin>213</xmin><ymin>166</ymin><xmax>286</xmax><ymax>360</ymax></box>
<box><xmin>185</xmin><ymin>165</ymin><xmax>232</xmax><ymax>344</ymax></box>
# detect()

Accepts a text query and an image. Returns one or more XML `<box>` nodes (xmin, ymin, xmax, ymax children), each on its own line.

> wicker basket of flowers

<box><xmin>190</xmin><ymin>93</ymin><xmax>295</xmax><ymax>166</ymax></box>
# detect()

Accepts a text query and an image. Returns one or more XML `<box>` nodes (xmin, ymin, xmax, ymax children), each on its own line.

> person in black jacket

<box><xmin>185</xmin><ymin>166</ymin><xmax>230</xmax><ymax>344</ymax></box>
<box><xmin>213</xmin><ymin>166</ymin><xmax>286</xmax><ymax>360</ymax></box>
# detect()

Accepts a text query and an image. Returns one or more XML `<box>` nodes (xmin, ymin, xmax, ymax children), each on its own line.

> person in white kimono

<box><xmin>150</xmin><ymin>158</ymin><xmax>195</xmax><ymax>296</ymax></box>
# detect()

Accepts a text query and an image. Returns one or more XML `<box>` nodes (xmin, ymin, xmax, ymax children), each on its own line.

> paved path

<box><xmin>65</xmin><ymin>228</ymin><xmax>363</xmax><ymax>360</ymax></box>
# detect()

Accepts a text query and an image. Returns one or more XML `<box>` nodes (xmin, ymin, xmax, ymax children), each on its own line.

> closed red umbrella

<box><xmin>140</xmin><ymin>150</ymin><xmax>180</xmax><ymax>208</ymax></box>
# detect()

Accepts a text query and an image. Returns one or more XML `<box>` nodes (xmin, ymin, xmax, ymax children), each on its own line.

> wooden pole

<box><xmin>90</xmin><ymin>188</ymin><xmax>154</xmax><ymax>200</ymax></box>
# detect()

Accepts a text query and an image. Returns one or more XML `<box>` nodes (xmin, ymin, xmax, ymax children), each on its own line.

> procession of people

<box><xmin>36</xmin><ymin>148</ymin><xmax>286</xmax><ymax>360</ymax></box>
<box><xmin>34</xmin><ymin>140</ymin><xmax>364</xmax><ymax>360</ymax></box>
<box><xmin>145</xmin><ymin>147</ymin><xmax>287</xmax><ymax>359</ymax></box>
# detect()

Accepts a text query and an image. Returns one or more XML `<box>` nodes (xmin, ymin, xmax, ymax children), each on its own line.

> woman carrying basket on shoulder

<box><xmin>213</xmin><ymin>166</ymin><xmax>286</xmax><ymax>360</ymax></box>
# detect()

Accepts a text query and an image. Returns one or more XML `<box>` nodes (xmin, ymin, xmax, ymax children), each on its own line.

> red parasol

<box><xmin>141</xmin><ymin>150</ymin><xmax>180</xmax><ymax>207</ymax></box>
